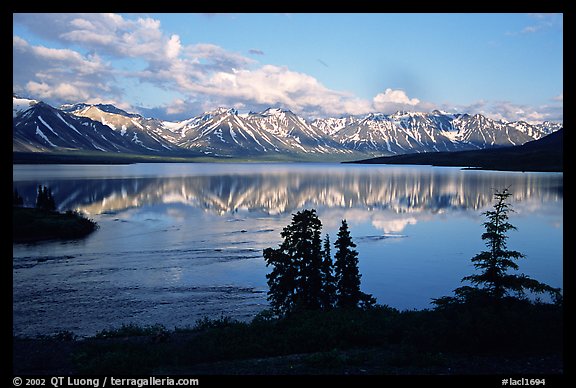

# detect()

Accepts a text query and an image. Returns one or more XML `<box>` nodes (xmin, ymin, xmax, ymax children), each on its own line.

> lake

<box><xmin>13</xmin><ymin>163</ymin><xmax>563</xmax><ymax>337</ymax></box>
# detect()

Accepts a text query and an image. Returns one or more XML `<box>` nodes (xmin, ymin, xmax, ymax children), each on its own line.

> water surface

<box><xmin>13</xmin><ymin>163</ymin><xmax>563</xmax><ymax>337</ymax></box>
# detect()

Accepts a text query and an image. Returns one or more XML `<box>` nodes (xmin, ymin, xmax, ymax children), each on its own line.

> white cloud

<box><xmin>13</xmin><ymin>35</ymin><xmax>104</xmax><ymax>71</ymax></box>
<box><xmin>373</xmin><ymin>89</ymin><xmax>421</xmax><ymax>113</ymax></box>
<box><xmin>372</xmin><ymin>88</ymin><xmax>424</xmax><ymax>114</ymax></box>
<box><xmin>208</xmin><ymin>65</ymin><xmax>374</xmax><ymax>117</ymax></box>
<box><xmin>444</xmin><ymin>98</ymin><xmax>563</xmax><ymax>124</ymax></box>
<box><xmin>13</xmin><ymin>35</ymin><xmax>119</xmax><ymax>105</ymax></box>
<box><xmin>185</xmin><ymin>43</ymin><xmax>255</xmax><ymax>71</ymax></box>
<box><xmin>374</xmin><ymin>88</ymin><xmax>420</xmax><ymax>106</ymax></box>
<box><xmin>165</xmin><ymin>98</ymin><xmax>187</xmax><ymax>115</ymax></box>
<box><xmin>24</xmin><ymin>13</ymin><xmax>171</xmax><ymax>61</ymax></box>
<box><xmin>372</xmin><ymin>216</ymin><xmax>418</xmax><ymax>234</ymax></box>
<box><xmin>150</xmin><ymin>62</ymin><xmax>372</xmax><ymax>118</ymax></box>
<box><xmin>26</xmin><ymin>81</ymin><xmax>90</xmax><ymax>102</ymax></box>
<box><xmin>165</xmin><ymin>35</ymin><xmax>182</xmax><ymax>60</ymax></box>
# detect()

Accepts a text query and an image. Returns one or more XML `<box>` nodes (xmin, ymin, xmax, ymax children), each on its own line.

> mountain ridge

<box><xmin>349</xmin><ymin>128</ymin><xmax>563</xmax><ymax>172</ymax></box>
<box><xmin>13</xmin><ymin>96</ymin><xmax>562</xmax><ymax>162</ymax></box>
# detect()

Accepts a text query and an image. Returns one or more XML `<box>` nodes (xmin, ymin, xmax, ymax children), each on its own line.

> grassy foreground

<box><xmin>13</xmin><ymin>207</ymin><xmax>98</xmax><ymax>243</ymax></box>
<box><xmin>13</xmin><ymin>301</ymin><xmax>563</xmax><ymax>375</ymax></box>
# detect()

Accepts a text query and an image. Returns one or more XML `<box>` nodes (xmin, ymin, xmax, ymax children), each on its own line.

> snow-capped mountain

<box><xmin>13</xmin><ymin>99</ymin><xmax>188</xmax><ymax>154</ymax></box>
<box><xmin>13</xmin><ymin>96</ymin><xmax>562</xmax><ymax>160</ymax></box>
<box><xmin>246</xmin><ymin>108</ymin><xmax>342</xmax><ymax>152</ymax></box>
<box><xmin>14</xmin><ymin>101</ymin><xmax>132</xmax><ymax>152</ymax></box>
<box><xmin>313</xmin><ymin>110</ymin><xmax>561</xmax><ymax>155</ymax></box>
<box><xmin>13</xmin><ymin>96</ymin><xmax>38</xmax><ymax>118</ymax></box>
<box><xmin>170</xmin><ymin>107</ymin><xmax>349</xmax><ymax>156</ymax></box>
<box><xmin>320</xmin><ymin>111</ymin><xmax>467</xmax><ymax>154</ymax></box>
<box><xmin>61</xmin><ymin>103</ymin><xmax>181</xmax><ymax>152</ymax></box>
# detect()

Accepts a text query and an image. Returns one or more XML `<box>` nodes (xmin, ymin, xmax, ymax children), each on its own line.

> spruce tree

<box><xmin>263</xmin><ymin>247</ymin><xmax>296</xmax><ymax>316</ymax></box>
<box><xmin>334</xmin><ymin>220</ymin><xmax>375</xmax><ymax>309</ymax></box>
<box><xmin>45</xmin><ymin>186</ymin><xmax>56</xmax><ymax>211</ymax></box>
<box><xmin>35</xmin><ymin>185</ymin><xmax>44</xmax><ymax>209</ymax></box>
<box><xmin>319</xmin><ymin>234</ymin><xmax>337</xmax><ymax>310</ymax></box>
<box><xmin>434</xmin><ymin>188</ymin><xmax>561</xmax><ymax>307</ymax></box>
<box><xmin>264</xmin><ymin>209</ymin><xmax>324</xmax><ymax>315</ymax></box>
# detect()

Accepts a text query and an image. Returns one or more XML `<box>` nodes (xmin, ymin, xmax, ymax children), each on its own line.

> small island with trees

<box><xmin>13</xmin><ymin>185</ymin><xmax>98</xmax><ymax>243</ymax></box>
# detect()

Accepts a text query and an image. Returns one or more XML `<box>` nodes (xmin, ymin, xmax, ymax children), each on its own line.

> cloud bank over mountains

<box><xmin>13</xmin><ymin>13</ymin><xmax>562</xmax><ymax>123</ymax></box>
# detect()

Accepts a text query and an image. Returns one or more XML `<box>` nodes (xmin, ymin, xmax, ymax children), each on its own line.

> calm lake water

<box><xmin>13</xmin><ymin>163</ymin><xmax>563</xmax><ymax>337</ymax></box>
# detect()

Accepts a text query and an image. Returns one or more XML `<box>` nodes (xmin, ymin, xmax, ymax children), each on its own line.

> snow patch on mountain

<box><xmin>13</xmin><ymin>97</ymin><xmax>38</xmax><ymax>117</ymax></box>
<box><xmin>35</xmin><ymin>126</ymin><xmax>56</xmax><ymax>147</ymax></box>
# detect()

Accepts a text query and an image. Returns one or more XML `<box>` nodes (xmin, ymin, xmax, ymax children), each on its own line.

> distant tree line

<box><xmin>35</xmin><ymin>185</ymin><xmax>57</xmax><ymax>211</ymax></box>
<box><xmin>13</xmin><ymin>185</ymin><xmax>57</xmax><ymax>211</ymax></box>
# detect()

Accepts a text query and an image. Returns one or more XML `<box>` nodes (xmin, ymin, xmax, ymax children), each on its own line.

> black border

<box><xmin>7</xmin><ymin>3</ymin><xmax>572</xmax><ymax>386</ymax></box>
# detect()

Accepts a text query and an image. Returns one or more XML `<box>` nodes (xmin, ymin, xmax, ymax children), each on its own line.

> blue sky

<box><xmin>13</xmin><ymin>13</ymin><xmax>563</xmax><ymax>122</ymax></box>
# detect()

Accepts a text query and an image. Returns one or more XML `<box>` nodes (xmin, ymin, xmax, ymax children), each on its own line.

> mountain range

<box><xmin>13</xmin><ymin>96</ymin><xmax>563</xmax><ymax>161</ymax></box>
<box><xmin>351</xmin><ymin>128</ymin><xmax>563</xmax><ymax>172</ymax></box>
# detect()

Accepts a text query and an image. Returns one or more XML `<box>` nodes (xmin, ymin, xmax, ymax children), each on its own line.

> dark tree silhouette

<box><xmin>265</xmin><ymin>211</ymin><xmax>376</xmax><ymax>316</ymax></box>
<box><xmin>35</xmin><ymin>185</ymin><xmax>43</xmax><ymax>209</ymax></box>
<box><xmin>319</xmin><ymin>234</ymin><xmax>337</xmax><ymax>310</ymax></box>
<box><xmin>264</xmin><ymin>209</ymin><xmax>324</xmax><ymax>315</ymax></box>
<box><xmin>334</xmin><ymin>220</ymin><xmax>376</xmax><ymax>309</ymax></box>
<box><xmin>13</xmin><ymin>189</ymin><xmax>24</xmax><ymax>207</ymax></box>
<box><xmin>263</xmin><ymin>247</ymin><xmax>295</xmax><ymax>316</ymax></box>
<box><xmin>35</xmin><ymin>185</ymin><xmax>56</xmax><ymax>211</ymax></box>
<box><xmin>433</xmin><ymin>188</ymin><xmax>561</xmax><ymax>307</ymax></box>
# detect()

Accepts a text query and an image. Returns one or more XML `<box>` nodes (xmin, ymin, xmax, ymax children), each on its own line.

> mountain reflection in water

<box><xmin>13</xmin><ymin>164</ymin><xmax>563</xmax><ymax>218</ymax></box>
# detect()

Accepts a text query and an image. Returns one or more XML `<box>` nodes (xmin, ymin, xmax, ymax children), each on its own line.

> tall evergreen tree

<box><xmin>334</xmin><ymin>220</ymin><xmax>375</xmax><ymax>308</ymax></box>
<box><xmin>264</xmin><ymin>209</ymin><xmax>324</xmax><ymax>315</ymax></box>
<box><xmin>434</xmin><ymin>188</ymin><xmax>561</xmax><ymax>307</ymax></box>
<box><xmin>46</xmin><ymin>187</ymin><xmax>56</xmax><ymax>211</ymax></box>
<box><xmin>319</xmin><ymin>234</ymin><xmax>337</xmax><ymax>309</ymax></box>
<box><xmin>263</xmin><ymin>247</ymin><xmax>296</xmax><ymax>316</ymax></box>
<box><xmin>35</xmin><ymin>185</ymin><xmax>44</xmax><ymax>209</ymax></box>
